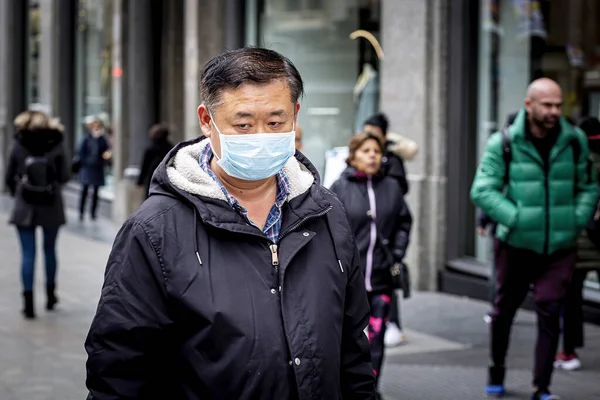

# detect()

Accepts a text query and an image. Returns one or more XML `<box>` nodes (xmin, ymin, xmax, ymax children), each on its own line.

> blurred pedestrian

<box><xmin>471</xmin><ymin>78</ymin><xmax>597</xmax><ymax>400</ymax></box>
<box><xmin>362</xmin><ymin>112</ymin><xmax>417</xmax><ymax>348</ymax></box>
<box><xmin>4</xmin><ymin>110</ymin><xmax>69</xmax><ymax>319</ymax></box>
<box><xmin>85</xmin><ymin>47</ymin><xmax>375</xmax><ymax>399</ymax></box>
<box><xmin>77</xmin><ymin>116</ymin><xmax>109</xmax><ymax>221</ymax></box>
<box><xmin>137</xmin><ymin>123</ymin><xmax>174</xmax><ymax>199</ymax></box>
<box><xmin>554</xmin><ymin>116</ymin><xmax>600</xmax><ymax>371</ymax></box>
<box><xmin>330</xmin><ymin>131</ymin><xmax>412</xmax><ymax>400</ymax></box>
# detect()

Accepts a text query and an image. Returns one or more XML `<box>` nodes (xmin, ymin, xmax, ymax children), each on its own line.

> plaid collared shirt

<box><xmin>199</xmin><ymin>143</ymin><xmax>290</xmax><ymax>243</ymax></box>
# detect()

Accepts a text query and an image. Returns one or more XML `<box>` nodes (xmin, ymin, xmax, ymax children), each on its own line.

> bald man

<box><xmin>471</xmin><ymin>78</ymin><xmax>597</xmax><ymax>400</ymax></box>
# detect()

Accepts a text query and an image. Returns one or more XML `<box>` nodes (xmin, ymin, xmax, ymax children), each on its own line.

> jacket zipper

<box><xmin>365</xmin><ymin>177</ymin><xmax>377</xmax><ymax>292</ymax></box>
<box><xmin>543</xmin><ymin>161</ymin><xmax>550</xmax><ymax>254</ymax></box>
<box><xmin>270</xmin><ymin>244</ymin><xmax>280</xmax><ymax>290</ymax></box>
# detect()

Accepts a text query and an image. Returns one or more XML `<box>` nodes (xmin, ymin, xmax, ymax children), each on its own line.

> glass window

<box><xmin>253</xmin><ymin>0</ymin><xmax>380</xmax><ymax>176</ymax></box>
<box><xmin>75</xmin><ymin>0</ymin><xmax>114</xmax><ymax>193</ymax></box>
<box><xmin>475</xmin><ymin>0</ymin><xmax>600</xmax><ymax>291</ymax></box>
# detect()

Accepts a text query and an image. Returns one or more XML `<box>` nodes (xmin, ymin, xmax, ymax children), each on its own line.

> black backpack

<box><xmin>19</xmin><ymin>154</ymin><xmax>57</xmax><ymax>205</ymax></box>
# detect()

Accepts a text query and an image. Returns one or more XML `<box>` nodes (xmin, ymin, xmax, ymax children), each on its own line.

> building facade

<box><xmin>0</xmin><ymin>0</ymin><xmax>599</xmax><ymax>316</ymax></box>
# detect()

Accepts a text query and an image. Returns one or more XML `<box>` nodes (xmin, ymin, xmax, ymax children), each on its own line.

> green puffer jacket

<box><xmin>470</xmin><ymin>109</ymin><xmax>598</xmax><ymax>255</ymax></box>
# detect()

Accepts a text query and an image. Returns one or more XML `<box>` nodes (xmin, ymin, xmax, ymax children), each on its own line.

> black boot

<box><xmin>46</xmin><ymin>284</ymin><xmax>58</xmax><ymax>311</ymax></box>
<box><xmin>23</xmin><ymin>290</ymin><xmax>35</xmax><ymax>319</ymax></box>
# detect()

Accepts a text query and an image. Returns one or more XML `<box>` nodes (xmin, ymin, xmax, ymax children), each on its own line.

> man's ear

<box><xmin>198</xmin><ymin>105</ymin><xmax>213</xmax><ymax>138</ymax></box>
<box><xmin>294</xmin><ymin>102</ymin><xmax>301</xmax><ymax>124</ymax></box>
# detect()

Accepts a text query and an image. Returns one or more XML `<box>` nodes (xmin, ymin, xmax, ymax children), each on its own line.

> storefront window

<box><xmin>252</xmin><ymin>0</ymin><xmax>381</xmax><ymax>176</ymax></box>
<box><xmin>475</xmin><ymin>0</ymin><xmax>600</xmax><ymax>288</ymax></box>
<box><xmin>75</xmin><ymin>0</ymin><xmax>114</xmax><ymax>193</ymax></box>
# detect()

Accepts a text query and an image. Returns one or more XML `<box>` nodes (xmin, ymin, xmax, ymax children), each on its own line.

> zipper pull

<box><xmin>270</xmin><ymin>244</ymin><xmax>279</xmax><ymax>266</ymax></box>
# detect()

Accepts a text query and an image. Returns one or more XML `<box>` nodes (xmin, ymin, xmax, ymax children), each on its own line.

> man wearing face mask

<box><xmin>84</xmin><ymin>47</ymin><xmax>375</xmax><ymax>400</ymax></box>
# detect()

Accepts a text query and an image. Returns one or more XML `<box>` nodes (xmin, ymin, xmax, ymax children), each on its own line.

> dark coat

<box><xmin>4</xmin><ymin>129</ymin><xmax>69</xmax><ymax>228</ymax></box>
<box><xmin>382</xmin><ymin>150</ymin><xmax>408</xmax><ymax>195</ymax></box>
<box><xmin>85</xmin><ymin>137</ymin><xmax>375</xmax><ymax>400</ymax></box>
<box><xmin>78</xmin><ymin>133</ymin><xmax>109</xmax><ymax>187</ymax></box>
<box><xmin>137</xmin><ymin>138</ymin><xmax>174</xmax><ymax>198</ymax></box>
<box><xmin>330</xmin><ymin>167</ymin><xmax>412</xmax><ymax>294</ymax></box>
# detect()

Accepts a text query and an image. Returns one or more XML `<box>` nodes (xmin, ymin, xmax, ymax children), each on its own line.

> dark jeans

<box><xmin>491</xmin><ymin>239</ymin><xmax>574</xmax><ymax>391</ymax></box>
<box><xmin>388</xmin><ymin>290</ymin><xmax>401</xmax><ymax>328</ymax></box>
<box><xmin>367</xmin><ymin>291</ymin><xmax>392</xmax><ymax>387</ymax></box>
<box><xmin>562</xmin><ymin>268</ymin><xmax>600</xmax><ymax>354</ymax></box>
<box><xmin>80</xmin><ymin>185</ymin><xmax>100</xmax><ymax>218</ymax></box>
<box><xmin>17</xmin><ymin>227</ymin><xmax>60</xmax><ymax>291</ymax></box>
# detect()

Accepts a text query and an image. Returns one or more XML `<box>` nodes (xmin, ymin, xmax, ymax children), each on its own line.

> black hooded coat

<box><xmin>85</xmin><ymin>137</ymin><xmax>375</xmax><ymax>400</ymax></box>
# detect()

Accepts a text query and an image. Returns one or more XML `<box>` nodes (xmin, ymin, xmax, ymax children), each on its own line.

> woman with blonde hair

<box><xmin>4</xmin><ymin>110</ymin><xmax>69</xmax><ymax>319</ymax></box>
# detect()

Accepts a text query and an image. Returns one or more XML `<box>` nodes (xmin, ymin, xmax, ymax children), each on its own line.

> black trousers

<box><xmin>491</xmin><ymin>240</ymin><xmax>575</xmax><ymax>391</ymax></box>
<box><xmin>368</xmin><ymin>291</ymin><xmax>392</xmax><ymax>387</ymax></box>
<box><xmin>79</xmin><ymin>185</ymin><xmax>100</xmax><ymax>218</ymax></box>
<box><xmin>562</xmin><ymin>268</ymin><xmax>600</xmax><ymax>353</ymax></box>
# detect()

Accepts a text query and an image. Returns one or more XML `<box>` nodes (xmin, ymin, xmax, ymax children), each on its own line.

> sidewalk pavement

<box><xmin>0</xmin><ymin>207</ymin><xmax>599</xmax><ymax>399</ymax></box>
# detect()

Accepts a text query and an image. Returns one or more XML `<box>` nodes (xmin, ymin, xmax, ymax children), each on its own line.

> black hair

<box><xmin>363</xmin><ymin>113</ymin><xmax>389</xmax><ymax>136</ymax></box>
<box><xmin>149</xmin><ymin>123</ymin><xmax>171</xmax><ymax>141</ymax></box>
<box><xmin>579</xmin><ymin>116</ymin><xmax>600</xmax><ymax>154</ymax></box>
<box><xmin>200</xmin><ymin>47</ymin><xmax>304</xmax><ymax>110</ymax></box>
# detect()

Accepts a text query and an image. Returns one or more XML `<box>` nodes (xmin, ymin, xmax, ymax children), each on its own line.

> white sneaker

<box><xmin>554</xmin><ymin>351</ymin><xmax>582</xmax><ymax>371</ymax></box>
<box><xmin>384</xmin><ymin>322</ymin><xmax>406</xmax><ymax>347</ymax></box>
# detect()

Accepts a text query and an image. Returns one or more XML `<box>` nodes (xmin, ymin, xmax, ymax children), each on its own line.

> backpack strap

<box><xmin>501</xmin><ymin>127</ymin><xmax>512</xmax><ymax>186</ymax></box>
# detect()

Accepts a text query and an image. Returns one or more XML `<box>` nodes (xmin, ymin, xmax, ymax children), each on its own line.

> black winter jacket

<box><xmin>4</xmin><ymin>129</ymin><xmax>69</xmax><ymax>228</ymax></box>
<box><xmin>381</xmin><ymin>151</ymin><xmax>408</xmax><ymax>195</ymax></box>
<box><xmin>85</xmin><ymin>137</ymin><xmax>375</xmax><ymax>400</ymax></box>
<box><xmin>137</xmin><ymin>138</ymin><xmax>174</xmax><ymax>198</ymax></box>
<box><xmin>330</xmin><ymin>167</ymin><xmax>412</xmax><ymax>294</ymax></box>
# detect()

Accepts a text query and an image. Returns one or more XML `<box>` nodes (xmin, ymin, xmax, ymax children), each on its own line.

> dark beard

<box><xmin>533</xmin><ymin>114</ymin><xmax>557</xmax><ymax>131</ymax></box>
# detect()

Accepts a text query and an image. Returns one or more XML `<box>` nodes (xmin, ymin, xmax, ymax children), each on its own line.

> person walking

<box><xmin>471</xmin><ymin>78</ymin><xmax>597</xmax><ymax>400</ymax></box>
<box><xmin>4</xmin><ymin>110</ymin><xmax>69</xmax><ymax>319</ymax></box>
<box><xmin>77</xmin><ymin>116</ymin><xmax>109</xmax><ymax>221</ymax></box>
<box><xmin>330</xmin><ymin>131</ymin><xmax>412</xmax><ymax>399</ymax></box>
<box><xmin>554</xmin><ymin>116</ymin><xmax>600</xmax><ymax>371</ymax></box>
<box><xmin>85</xmin><ymin>47</ymin><xmax>375</xmax><ymax>399</ymax></box>
<box><xmin>137</xmin><ymin>123</ymin><xmax>174</xmax><ymax>199</ymax></box>
<box><xmin>362</xmin><ymin>112</ymin><xmax>417</xmax><ymax>347</ymax></box>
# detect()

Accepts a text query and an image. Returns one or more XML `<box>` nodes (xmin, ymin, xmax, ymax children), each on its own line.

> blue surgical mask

<box><xmin>209</xmin><ymin>114</ymin><xmax>296</xmax><ymax>181</ymax></box>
